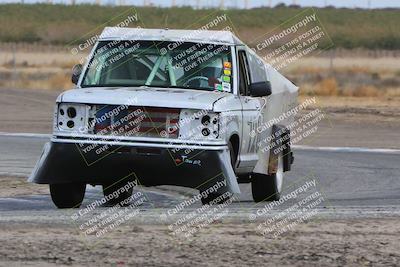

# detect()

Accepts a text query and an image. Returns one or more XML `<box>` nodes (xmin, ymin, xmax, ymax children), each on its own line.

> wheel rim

<box><xmin>276</xmin><ymin>156</ymin><xmax>284</xmax><ymax>193</ymax></box>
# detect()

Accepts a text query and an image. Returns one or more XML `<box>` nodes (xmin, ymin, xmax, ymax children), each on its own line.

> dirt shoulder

<box><xmin>0</xmin><ymin>218</ymin><xmax>399</xmax><ymax>266</ymax></box>
<box><xmin>0</xmin><ymin>176</ymin><xmax>48</xmax><ymax>197</ymax></box>
<box><xmin>1</xmin><ymin>88</ymin><xmax>400</xmax><ymax>149</ymax></box>
<box><xmin>299</xmin><ymin>95</ymin><xmax>400</xmax><ymax>149</ymax></box>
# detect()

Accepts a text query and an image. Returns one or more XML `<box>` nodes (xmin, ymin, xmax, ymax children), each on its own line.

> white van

<box><xmin>29</xmin><ymin>28</ymin><xmax>298</xmax><ymax>208</ymax></box>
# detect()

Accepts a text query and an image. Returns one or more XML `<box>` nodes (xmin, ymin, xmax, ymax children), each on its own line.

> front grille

<box><xmin>92</xmin><ymin>105</ymin><xmax>180</xmax><ymax>138</ymax></box>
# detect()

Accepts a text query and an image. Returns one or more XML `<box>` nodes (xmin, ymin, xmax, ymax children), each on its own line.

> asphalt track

<box><xmin>0</xmin><ymin>134</ymin><xmax>399</xmax><ymax>223</ymax></box>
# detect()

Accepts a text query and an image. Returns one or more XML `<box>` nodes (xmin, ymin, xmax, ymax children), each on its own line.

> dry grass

<box><xmin>1</xmin><ymin>72</ymin><xmax>72</xmax><ymax>90</ymax></box>
<box><xmin>340</xmin><ymin>83</ymin><xmax>383</xmax><ymax>97</ymax></box>
<box><xmin>299</xmin><ymin>78</ymin><xmax>340</xmax><ymax>96</ymax></box>
<box><xmin>313</xmin><ymin>78</ymin><xmax>339</xmax><ymax>96</ymax></box>
<box><xmin>349</xmin><ymin>85</ymin><xmax>382</xmax><ymax>97</ymax></box>
<box><xmin>290</xmin><ymin>56</ymin><xmax>400</xmax><ymax>98</ymax></box>
<box><xmin>56</xmin><ymin>60</ymin><xmax>77</xmax><ymax>70</ymax></box>
<box><xmin>47</xmin><ymin>73</ymin><xmax>72</xmax><ymax>90</ymax></box>
<box><xmin>0</xmin><ymin>51</ymin><xmax>82</xmax><ymax>67</ymax></box>
<box><xmin>386</xmin><ymin>88</ymin><xmax>400</xmax><ymax>98</ymax></box>
<box><xmin>285</xmin><ymin>57</ymin><xmax>400</xmax><ymax>73</ymax></box>
<box><xmin>299</xmin><ymin>77</ymin><xmax>394</xmax><ymax>98</ymax></box>
<box><xmin>288</xmin><ymin>66</ymin><xmax>322</xmax><ymax>75</ymax></box>
<box><xmin>1</xmin><ymin>50</ymin><xmax>399</xmax><ymax>97</ymax></box>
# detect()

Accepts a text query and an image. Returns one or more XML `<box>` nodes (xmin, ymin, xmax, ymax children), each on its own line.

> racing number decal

<box><xmin>247</xmin><ymin>114</ymin><xmax>262</xmax><ymax>153</ymax></box>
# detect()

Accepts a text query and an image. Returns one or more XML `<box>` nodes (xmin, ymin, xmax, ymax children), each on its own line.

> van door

<box><xmin>237</xmin><ymin>48</ymin><xmax>261</xmax><ymax>169</ymax></box>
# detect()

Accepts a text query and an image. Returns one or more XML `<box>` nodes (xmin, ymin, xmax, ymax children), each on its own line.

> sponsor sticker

<box><xmin>215</xmin><ymin>84</ymin><xmax>223</xmax><ymax>91</ymax></box>
<box><xmin>222</xmin><ymin>75</ymin><xmax>231</xmax><ymax>83</ymax></box>
<box><xmin>222</xmin><ymin>82</ymin><xmax>231</xmax><ymax>92</ymax></box>
<box><xmin>223</xmin><ymin>62</ymin><xmax>232</xmax><ymax>68</ymax></box>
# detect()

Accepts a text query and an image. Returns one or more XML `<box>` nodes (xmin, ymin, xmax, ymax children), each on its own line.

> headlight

<box><xmin>201</xmin><ymin>115</ymin><xmax>210</xmax><ymax>126</ymax></box>
<box><xmin>201</xmin><ymin>128</ymin><xmax>210</xmax><ymax>136</ymax></box>
<box><xmin>179</xmin><ymin>109</ymin><xmax>220</xmax><ymax>140</ymax></box>
<box><xmin>57</xmin><ymin>103</ymin><xmax>88</xmax><ymax>133</ymax></box>
<box><xmin>67</xmin><ymin>107</ymin><xmax>77</xmax><ymax>118</ymax></box>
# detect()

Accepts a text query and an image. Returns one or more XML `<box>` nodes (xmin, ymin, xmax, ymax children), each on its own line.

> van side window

<box><xmin>238</xmin><ymin>50</ymin><xmax>251</xmax><ymax>96</ymax></box>
<box><xmin>247</xmin><ymin>51</ymin><xmax>268</xmax><ymax>84</ymax></box>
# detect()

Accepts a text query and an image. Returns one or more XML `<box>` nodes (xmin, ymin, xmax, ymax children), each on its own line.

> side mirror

<box><xmin>71</xmin><ymin>64</ymin><xmax>83</xmax><ymax>85</ymax></box>
<box><xmin>249</xmin><ymin>81</ymin><xmax>272</xmax><ymax>97</ymax></box>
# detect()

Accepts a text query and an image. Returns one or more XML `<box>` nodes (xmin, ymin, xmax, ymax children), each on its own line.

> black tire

<box><xmin>50</xmin><ymin>183</ymin><xmax>86</xmax><ymax>209</ymax></box>
<box><xmin>102</xmin><ymin>180</ymin><xmax>133</xmax><ymax>206</ymax></box>
<box><xmin>251</xmin><ymin>156</ymin><xmax>284</xmax><ymax>202</ymax></box>
<box><xmin>228</xmin><ymin>141</ymin><xmax>237</xmax><ymax>169</ymax></box>
<box><xmin>200</xmin><ymin>141</ymin><xmax>236</xmax><ymax>205</ymax></box>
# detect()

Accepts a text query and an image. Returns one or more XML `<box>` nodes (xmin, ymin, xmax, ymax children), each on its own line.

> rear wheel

<box><xmin>50</xmin><ymin>183</ymin><xmax>86</xmax><ymax>209</ymax></box>
<box><xmin>252</xmin><ymin>155</ymin><xmax>284</xmax><ymax>202</ymax></box>
<box><xmin>200</xmin><ymin>141</ymin><xmax>236</xmax><ymax>205</ymax></box>
<box><xmin>102</xmin><ymin>180</ymin><xmax>133</xmax><ymax>206</ymax></box>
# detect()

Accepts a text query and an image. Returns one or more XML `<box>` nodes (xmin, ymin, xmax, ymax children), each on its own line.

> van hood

<box><xmin>59</xmin><ymin>87</ymin><xmax>229</xmax><ymax>110</ymax></box>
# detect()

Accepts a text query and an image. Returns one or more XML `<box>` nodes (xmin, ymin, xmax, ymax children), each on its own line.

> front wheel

<box><xmin>251</xmin><ymin>155</ymin><xmax>284</xmax><ymax>202</ymax></box>
<box><xmin>50</xmin><ymin>183</ymin><xmax>86</xmax><ymax>209</ymax></box>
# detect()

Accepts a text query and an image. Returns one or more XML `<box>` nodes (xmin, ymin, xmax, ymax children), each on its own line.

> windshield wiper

<box><xmin>81</xmin><ymin>84</ymin><xmax>142</xmax><ymax>88</ymax></box>
<box><xmin>81</xmin><ymin>84</ymin><xmax>214</xmax><ymax>91</ymax></box>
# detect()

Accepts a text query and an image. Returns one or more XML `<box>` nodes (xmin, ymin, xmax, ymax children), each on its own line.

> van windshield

<box><xmin>81</xmin><ymin>40</ymin><xmax>233</xmax><ymax>92</ymax></box>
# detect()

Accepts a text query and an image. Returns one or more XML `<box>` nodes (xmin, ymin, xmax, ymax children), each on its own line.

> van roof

<box><xmin>99</xmin><ymin>27</ymin><xmax>244</xmax><ymax>45</ymax></box>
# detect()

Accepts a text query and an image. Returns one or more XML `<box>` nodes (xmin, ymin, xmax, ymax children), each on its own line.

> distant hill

<box><xmin>0</xmin><ymin>4</ymin><xmax>399</xmax><ymax>49</ymax></box>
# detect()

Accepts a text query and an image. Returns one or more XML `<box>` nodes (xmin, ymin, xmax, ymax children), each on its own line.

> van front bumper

<box><xmin>28</xmin><ymin>138</ymin><xmax>240</xmax><ymax>194</ymax></box>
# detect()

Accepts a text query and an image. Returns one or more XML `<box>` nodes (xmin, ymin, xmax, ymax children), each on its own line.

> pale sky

<box><xmin>2</xmin><ymin>0</ymin><xmax>400</xmax><ymax>9</ymax></box>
